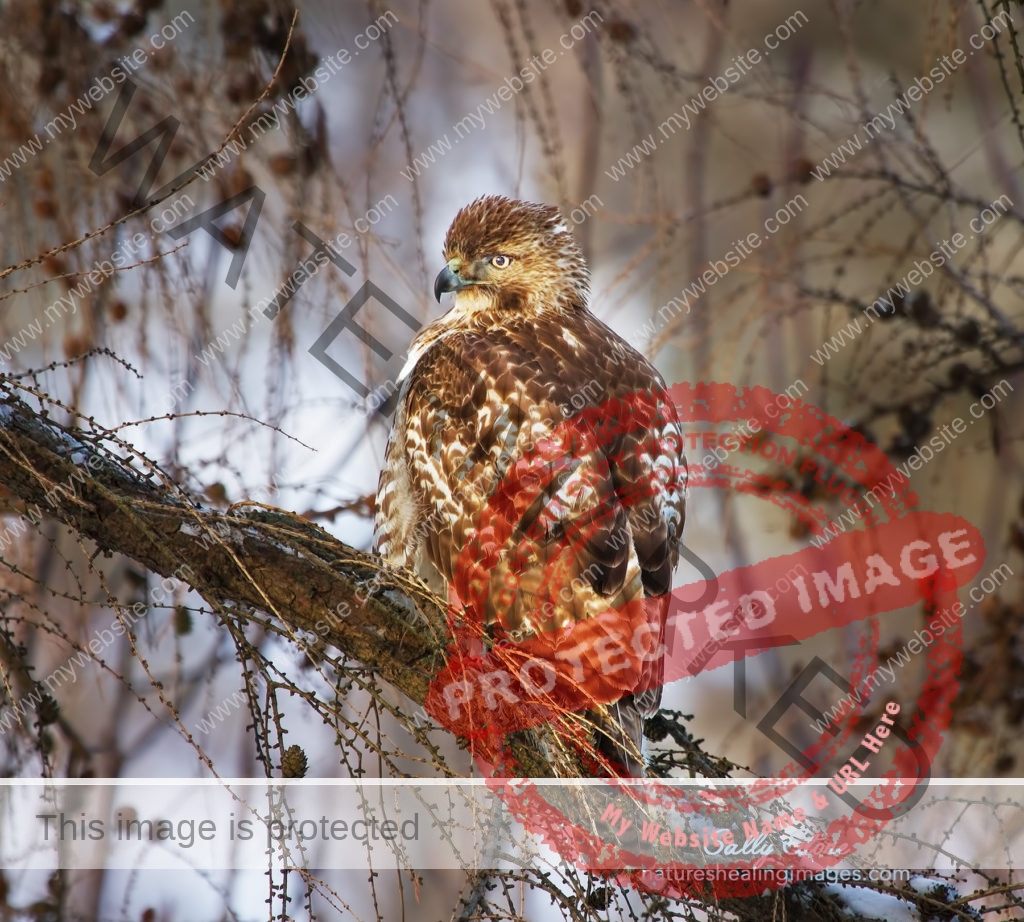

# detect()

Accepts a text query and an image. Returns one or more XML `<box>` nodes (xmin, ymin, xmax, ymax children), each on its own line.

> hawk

<box><xmin>375</xmin><ymin>196</ymin><xmax>687</xmax><ymax>776</ymax></box>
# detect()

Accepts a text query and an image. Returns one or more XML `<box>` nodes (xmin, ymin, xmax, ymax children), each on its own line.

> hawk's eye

<box><xmin>490</xmin><ymin>255</ymin><xmax>513</xmax><ymax>268</ymax></box>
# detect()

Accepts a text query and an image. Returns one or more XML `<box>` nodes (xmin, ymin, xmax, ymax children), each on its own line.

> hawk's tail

<box><xmin>593</xmin><ymin>695</ymin><xmax>648</xmax><ymax>777</ymax></box>
<box><xmin>591</xmin><ymin>594</ymin><xmax>667</xmax><ymax>777</ymax></box>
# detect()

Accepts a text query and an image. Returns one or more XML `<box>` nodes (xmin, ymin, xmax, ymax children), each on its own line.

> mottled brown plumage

<box><xmin>375</xmin><ymin>196</ymin><xmax>687</xmax><ymax>775</ymax></box>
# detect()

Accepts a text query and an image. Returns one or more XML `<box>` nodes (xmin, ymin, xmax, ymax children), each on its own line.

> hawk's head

<box><xmin>434</xmin><ymin>195</ymin><xmax>589</xmax><ymax>311</ymax></box>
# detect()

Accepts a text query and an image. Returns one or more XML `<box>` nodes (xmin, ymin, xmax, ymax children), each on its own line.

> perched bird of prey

<box><xmin>375</xmin><ymin>195</ymin><xmax>687</xmax><ymax>775</ymax></box>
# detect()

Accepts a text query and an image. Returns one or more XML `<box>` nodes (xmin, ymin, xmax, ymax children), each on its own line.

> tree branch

<box><xmin>0</xmin><ymin>381</ymin><xmax>579</xmax><ymax>776</ymax></box>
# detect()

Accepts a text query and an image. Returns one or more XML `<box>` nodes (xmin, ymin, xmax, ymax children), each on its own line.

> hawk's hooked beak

<box><xmin>434</xmin><ymin>261</ymin><xmax>471</xmax><ymax>302</ymax></box>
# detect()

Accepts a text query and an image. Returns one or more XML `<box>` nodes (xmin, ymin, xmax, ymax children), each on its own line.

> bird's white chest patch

<box><xmin>398</xmin><ymin>336</ymin><xmax>433</xmax><ymax>384</ymax></box>
<box><xmin>397</xmin><ymin>289</ymin><xmax>498</xmax><ymax>383</ymax></box>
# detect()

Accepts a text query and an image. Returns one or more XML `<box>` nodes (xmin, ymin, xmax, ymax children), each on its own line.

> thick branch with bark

<box><xmin>0</xmin><ymin>383</ymin><xmax>580</xmax><ymax>776</ymax></box>
<box><xmin>0</xmin><ymin>389</ymin><xmax>447</xmax><ymax>698</ymax></box>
